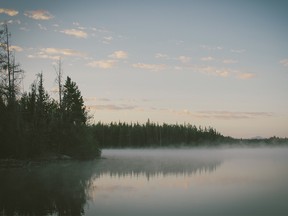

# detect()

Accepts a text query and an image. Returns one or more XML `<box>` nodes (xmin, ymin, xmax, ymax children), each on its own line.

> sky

<box><xmin>0</xmin><ymin>0</ymin><xmax>288</xmax><ymax>138</ymax></box>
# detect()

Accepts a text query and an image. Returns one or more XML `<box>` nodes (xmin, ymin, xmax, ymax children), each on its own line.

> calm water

<box><xmin>1</xmin><ymin>147</ymin><xmax>288</xmax><ymax>216</ymax></box>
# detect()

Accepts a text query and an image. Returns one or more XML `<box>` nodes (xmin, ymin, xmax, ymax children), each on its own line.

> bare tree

<box><xmin>54</xmin><ymin>58</ymin><xmax>63</xmax><ymax>108</ymax></box>
<box><xmin>0</xmin><ymin>23</ymin><xmax>23</xmax><ymax>105</ymax></box>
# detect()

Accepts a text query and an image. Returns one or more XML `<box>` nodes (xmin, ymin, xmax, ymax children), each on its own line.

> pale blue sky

<box><xmin>1</xmin><ymin>0</ymin><xmax>288</xmax><ymax>138</ymax></box>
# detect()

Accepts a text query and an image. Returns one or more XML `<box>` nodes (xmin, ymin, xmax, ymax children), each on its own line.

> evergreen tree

<box><xmin>59</xmin><ymin>76</ymin><xmax>100</xmax><ymax>159</ymax></box>
<box><xmin>62</xmin><ymin>76</ymin><xmax>87</xmax><ymax>126</ymax></box>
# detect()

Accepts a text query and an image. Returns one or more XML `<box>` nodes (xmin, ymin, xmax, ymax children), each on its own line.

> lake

<box><xmin>1</xmin><ymin>147</ymin><xmax>288</xmax><ymax>216</ymax></box>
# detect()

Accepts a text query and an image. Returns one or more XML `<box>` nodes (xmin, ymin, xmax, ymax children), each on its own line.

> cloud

<box><xmin>222</xmin><ymin>59</ymin><xmax>238</xmax><ymax>64</ymax></box>
<box><xmin>109</xmin><ymin>50</ymin><xmax>128</xmax><ymax>59</ymax></box>
<box><xmin>0</xmin><ymin>19</ymin><xmax>21</xmax><ymax>25</ymax></box>
<box><xmin>132</xmin><ymin>63</ymin><xmax>166</xmax><ymax>71</ymax></box>
<box><xmin>178</xmin><ymin>56</ymin><xmax>191</xmax><ymax>63</ymax></box>
<box><xmin>28</xmin><ymin>47</ymin><xmax>86</xmax><ymax>60</ymax></box>
<box><xmin>84</xmin><ymin>97</ymin><xmax>110</xmax><ymax>102</ymax></box>
<box><xmin>10</xmin><ymin>45</ymin><xmax>23</xmax><ymax>52</ymax></box>
<box><xmin>0</xmin><ymin>8</ymin><xmax>18</xmax><ymax>16</ymax></box>
<box><xmin>28</xmin><ymin>54</ymin><xmax>60</xmax><ymax>60</ymax></box>
<box><xmin>194</xmin><ymin>111</ymin><xmax>273</xmax><ymax>120</ymax></box>
<box><xmin>201</xmin><ymin>56</ymin><xmax>214</xmax><ymax>61</ymax></box>
<box><xmin>193</xmin><ymin>65</ymin><xmax>254</xmax><ymax>79</ymax></box>
<box><xmin>0</xmin><ymin>43</ymin><xmax>23</xmax><ymax>52</ymax></box>
<box><xmin>41</xmin><ymin>48</ymin><xmax>86</xmax><ymax>57</ymax></box>
<box><xmin>87</xmin><ymin>104</ymin><xmax>137</xmax><ymax>111</ymax></box>
<box><xmin>174</xmin><ymin>66</ymin><xmax>183</xmax><ymax>71</ymax></box>
<box><xmin>102</xmin><ymin>36</ymin><xmax>113</xmax><ymax>44</ymax></box>
<box><xmin>24</xmin><ymin>10</ymin><xmax>54</xmax><ymax>20</ymax></box>
<box><xmin>198</xmin><ymin>66</ymin><xmax>230</xmax><ymax>78</ymax></box>
<box><xmin>280</xmin><ymin>59</ymin><xmax>288</xmax><ymax>67</ymax></box>
<box><xmin>237</xmin><ymin>73</ymin><xmax>255</xmax><ymax>80</ymax></box>
<box><xmin>148</xmin><ymin>107</ymin><xmax>273</xmax><ymax>120</ymax></box>
<box><xmin>87</xmin><ymin>60</ymin><xmax>117</xmax><ymax>69</ymax></box>
<box><xmin>38</xmin><ymin>23</ymin><xmax>47</xmax><ymax>31</ymax></box>
<box><xmin>230</xmin><ymin>49</ymin><xmax>246</xmax><ymax>53</ymax></box>
<box><xmin>201</xmin><ymin>45</ymin><xmax>223</xmax><ymax>51</ymax></box>
<box><xmin>60</xmin><ymin>28</ymin><xmax>88</xmax><ymax>38</ymax></box>
<box><xmin>155</xmin><ymin>53</ymin><xmax>170</xmax><ymax>59</ymax></box>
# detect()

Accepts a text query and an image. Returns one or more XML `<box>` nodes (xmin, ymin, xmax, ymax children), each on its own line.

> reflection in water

<box><xmin>1</xmin><ymin>148</ymin><xmax>288</xmax><ymax>216</ymax></box>
<box><xmin>0</xmin><ymin>149</ymin><xmax>221</xmax><ymax>216</ymax></box>
<box><xmin>0</xmin><ymin>161</ymin><xmax>96</xmax><ymax>216</ymax></box>
<box><xmin>96</xmin><ymin>149</ymin><xmax>222</xmax><ymax>179</ymax></box>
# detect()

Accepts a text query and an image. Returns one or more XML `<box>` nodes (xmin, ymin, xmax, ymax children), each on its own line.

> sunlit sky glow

<box><xmin>1</xmin><ymin>0</ymin><xmax>288</xmax><ymax>138</ymax></box>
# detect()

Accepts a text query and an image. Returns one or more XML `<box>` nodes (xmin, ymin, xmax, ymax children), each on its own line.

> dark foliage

<box><xmin>91</xmin><ymin>120</ymin><xmax>232</xmax><ymax>148</ymax></box>
<box><xmin>0</xmin><ymin>73</ymin><xmax>101</xmax><ymax>160</ymax></box>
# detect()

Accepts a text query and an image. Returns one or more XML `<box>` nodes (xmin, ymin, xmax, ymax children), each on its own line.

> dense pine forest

<box><xmin>91</xmin><ymin>121</ymin><xmax>230</xmax><ymax>148</ymax></box>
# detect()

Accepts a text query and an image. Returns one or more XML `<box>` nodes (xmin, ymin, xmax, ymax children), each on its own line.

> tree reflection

<box><xmin>95</xmin><ymin>155</ymin><xmax>221</xmax><ymax>180</ymax></box>
<box><xmin>0</xmin><ymin>161</ymin><xmax>96</xmax><ymax>216</ymax></box>
<box><xmin>0</xmin><ymin>152</ymin><xmax>222</xmax><ymax>215</ymax></box>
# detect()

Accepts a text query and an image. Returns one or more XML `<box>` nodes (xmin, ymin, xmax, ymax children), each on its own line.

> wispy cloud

<box><xmin>155</xmin><ymin>53</ymin><xmax>170</xmax><ymax>59</ymax></box>
<box><xmin>42</xmin><ymin>48</ymin><xmax>86</xmax><ymax>57</ymax></box>
<box><xmin>102</xmin><ymin>36</ymin><xmax>113</xmax><ymax>44</ymax></box>
<box><xmin>237</xmin><ymin>73</ymin><xmax>255</xmax><ymax>80</ymax></box>
<box><xmin>87</xmin><ymin>60</ymin><xmax>117</xmax><ymax>69</ymax></box>
<box><xmin>230</xmin><ymin>49</ymin><xmax>246</xmax><ymax>53</ymax></box>
<box><xmin>192</xmin><ymin>65</ymin><xmax>254</xmax><ymax>79</ymax></box>
<box><xmin>38</xmin><ymin>23</ymin><xmax>47</xmax><ymax>31</ymax></box>
<box><xmin>10</xmin><ymin>45</ymin><xmax>23</xmax><ymax>52</ymax></box>
<box><xmin>222</xmin><ymin>59</ymin><xmax>238</xmax><ymax>64</ymax></box>
<box><xmin>28</xmin><ymin>47</ymin><xmax>86</xmax><ymax>60</ymax></box>
<box><xmin>178</xmin><ymin>56</ymin><xmax>191</xmax><ymax>63</ymax></box>
<box><xmin>0</xmin><ymin>43</ymin><xmax>23</xmax><ymax>52</ymax></box>
<box><xmin>151</xmin><ymin>108</ymin><xmax>272</xmax><ymax>120</ymax></box>
<box><xmin>84</xmin><ymin>97</ymin><xmax>110</xmax><ymax>102</ymax></box>
<box><xmin>0</xmin><ymin>8</ymin><xmax>18</xmax><ymax>16</ymax></box>
<box><xmin>280</xmin><ymin>59</ymin><xmax>288</xmax><ymax>67</ymax></box>
<box><xmin>20</xmin><ymin>26</ymin><xmax>29</xmax><ymax>31</ymax></box>
<box><xmin>197</xmin><ymin>66</ymin><xmax>230</xmax><ymax>78</ymax></box>
<box><xmin>201</xmin><ymin>45</ymin><xmax>223</xmax><ymax>51</ymax></box>
<box><xmin>24</xmin><ymin>10</ymin><xmax>54</xmax><ymax>20</ymax></box>
<box><xmin>87</xmin><ymin>104</ymin><xmax>137</xmax><ymax>111</ymax></box>
<box><xmin>194</xmin><ymin>111</ymin><xmax>273</xmax><ymax>120</ymax></box>
<box><xmin>132</xmin><ymin>63</ymin><xmax>166</xmax><ymax>71</ymax></box>
<box><xmin>28</xmin><ymin>54</ymin><xmax>60</xmax><ymax>60</ymax></box>
<box><xmin>0</xmin><ymin>19</ymin><xmax>21</xmax><ymax>25</ymax></box>
<box><xmin>201</xmin><ymin>56</ymin><xmax>214</xmax><ymax>62</ymax></box>
<box><xmin>109</xmin><ymin>50</ymin><xmax>128</xmax><ymax>59</ymax></box>
<box><xmin>60</xmin><ymin>28</ymin><xmax>88</xmax><ymax>38</ymax></box>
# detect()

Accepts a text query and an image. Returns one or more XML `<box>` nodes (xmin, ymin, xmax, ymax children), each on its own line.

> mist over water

<box><xmin>1</xmin><ymin>146</ymin><xmax>288</xmax><ymax>216</ymax></box>
<box><xmin>88</xmin><ymin>147</ymin><xmax>288</xmax><ymax>216</ymax></box>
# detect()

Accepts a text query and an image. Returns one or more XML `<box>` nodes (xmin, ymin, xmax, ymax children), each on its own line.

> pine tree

<box><xmin>62</xmin><ymin>76</ymin><xmax>87</xmax><ymax>126</ymax></box>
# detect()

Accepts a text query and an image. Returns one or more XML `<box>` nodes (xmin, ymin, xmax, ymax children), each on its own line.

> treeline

<box><xmin>0</xmin><ymin>24</ymin><xmax>100</xmax><ymax>160</ymax></box>
<box><xmin>91</xmin><ymin>120</ymin><xmax>231</xmax><ymax>148</ymax></box>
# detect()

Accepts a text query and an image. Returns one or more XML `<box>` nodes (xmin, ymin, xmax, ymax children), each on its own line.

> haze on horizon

<box><xmin>1</xmin><ymin>0</ymin><xmax>287</xmax><ymax>138</ymax></box>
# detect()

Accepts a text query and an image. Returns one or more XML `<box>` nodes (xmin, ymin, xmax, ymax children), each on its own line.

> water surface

<box><xmin>1</xmin><ymin>147</ymin><xmax>288</xmax><ymax>216</ymax></box>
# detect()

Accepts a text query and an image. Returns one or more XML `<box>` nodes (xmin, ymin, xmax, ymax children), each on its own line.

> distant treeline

<box><xmin>91</xmin><ymin>120</ymin><xmax>232</xmax><ymax>148</ymax></box>
<box><xmin>240</xmin><ymin>137</ymin><xmax>288</xmax><ymax>146</ymax></box>
<box><xmin>91</xmin><ymin>121</ymin><xmax>288</xmax><ymax>148</ymax></box>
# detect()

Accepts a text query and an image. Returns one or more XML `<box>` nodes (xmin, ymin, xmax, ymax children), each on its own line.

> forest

<box><xmin>91</xmin><ymin>121</ymin><xmax>230</xmax><ymax>148</ymax></box>
<box><xmin>0</xmin><ymin>24</ymin><xmax>100</xmax><ymax>160</ymax></box>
